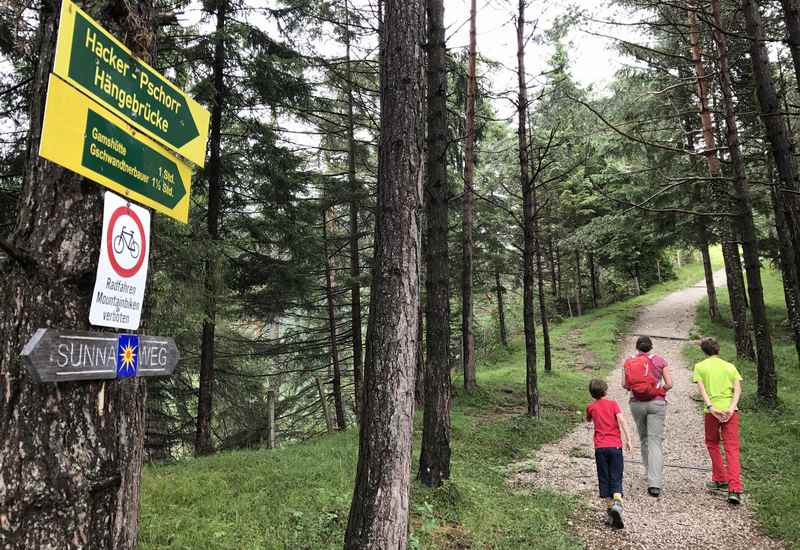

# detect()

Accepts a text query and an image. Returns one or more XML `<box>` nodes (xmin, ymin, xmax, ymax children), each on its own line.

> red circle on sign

<box><xmin>107</xmin><ymin>206</ymin><xmax>146</xmax><ymax>278</ymax></box>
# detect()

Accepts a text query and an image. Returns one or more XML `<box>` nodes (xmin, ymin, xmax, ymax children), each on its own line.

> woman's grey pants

<box><xmin>629</xmin><ymin>399</ymin><xmax>666</xmax><ymax>489</ymax></box>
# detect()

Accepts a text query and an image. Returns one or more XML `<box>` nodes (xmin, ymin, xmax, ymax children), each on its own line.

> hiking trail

<box><xmin>511</xmin><ymin>272</ymin><xmax>784</xmax><ymax>549</ymax></box>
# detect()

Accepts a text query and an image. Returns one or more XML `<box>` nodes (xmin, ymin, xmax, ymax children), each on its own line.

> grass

<box><xmin>685</xmin><ymin>267</ymin><xmax>800</xmax><ymax>549</ymax></box>
<box><xmin>139</xmin><ymin>251</ymin><xmax>721</xmax><ymax>549</ymax></box>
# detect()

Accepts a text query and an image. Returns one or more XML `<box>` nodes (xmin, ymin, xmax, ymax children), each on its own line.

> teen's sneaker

<box><xmin>705</xmin><ymin>481</ymin><xmax>729</xmax><ymax>491</ymax></box>
<box><xmin>608</xmin><ymin>501</ymin><xmax>624</xmax><ymax>529</ymax></box>
<box><xmin>647</xmin><ymin>487</ymin><xmax>661</xmax><ymax>497</ymax></box>
<box><xmin>728</xmin><ymin>492</ymin><xmax>741</xmax><ymax>505</ymax></box>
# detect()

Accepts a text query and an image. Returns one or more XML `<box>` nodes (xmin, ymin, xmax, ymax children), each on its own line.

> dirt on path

<box><xmin>511</xmin><ymin>273</ymin><xmax>784</xmax><ymax>549</ymax></box>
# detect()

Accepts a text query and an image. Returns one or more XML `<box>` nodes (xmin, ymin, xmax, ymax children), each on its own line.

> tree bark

<box><xmin>547</xmin><ymin>235</ymin><xmax>558</xmax><ymax>299</ymax></box>
<box><xmin>415</xmin><ymin>295</ymin><xmax>425</xmax><ymax>408</ymax></box>
<box><xmin>344</xmin><ymin>0</ymin><xmax>424</xmax><ymax>546</ymax></box>
<box><xmin>195</xmin><ymin>0</ymin><xmax>228</xmax><ymax>456</ymax></box>
<box><xmin>528</xmin><ymin>148</ymin><xmax>551</xmax><ymax>372</ymax></box>
<box><xmin>710</xmin><ymin>0</ymin><xmax>777</xmax><ymax>404</ymax></box>
<box><xmin>780</xmin><ymin>0</ymin><xmax>800</xmax><ymax>92</ymax></box>
<box><xmin>554</xmin><ymin>241</ymin><xmax>562</xmax><ymax>302</ymax></box>
<box><xmin>687</xmin><ymin>3</ymin><xmax>754</xmax><ymax>360</ymax></box>
<box><xmin>683</xmin><ymin>104</ymin><xmax>720</xmax><ymax>323</ymax></box>
<box><xmin>495</xmin><ymin>269</ymin><xmax>508</xmax><ymax>348</ymax></box>
<box><xmin>0</xmin><ymin>1</ymin><xmax>153</xmax><ymax>547</ymax></box>
<box><xmin>536</xmin><ymin>234</ymin><xmax>552</xmax><ymax>372</ymax></box>
<box><xmin>589</xmin><ymin>252</ymin><xmax>599</xmax><ymax>308</ymax></box>
<box><xmin>699</xmin><ymin>236</ymin><xmax>720</xmax><ymax>321</ymax></box>
<box><xmin>344</xmin><ymin>0</ymin><xmax>363</xmax><ymax>419</ymax></box>
<box><xmin>316</xmin><ymin>377</ymin><xmax>335</xmax><ymax>434</ymax></box>
<box><xmin>517</xmin><ymin>0</ymin><xmax>539</xmax><ymax>417</ymax></box>
<box><xmin>575</xmin><ymin>251</ymin><xmax>583</xmax><ymax>316</ymax></box>
<box><xmin>418</xmin><ymin>0</ymin><xmax>451</xmax><ymax>488</ymax></box>
<box><xmin>461</xmin><ymin>0</ymin><xmax>477</xmax><ymax>393</ymax></box>
<box><xmin>742</xmin><ymin>0</ymin><xmax>800</xmax><ymax>365</ymax></box>
<box><xmin>322</xmin><ymin>209</ymin><xmax>347</xmax><ymax>430</ymax></box>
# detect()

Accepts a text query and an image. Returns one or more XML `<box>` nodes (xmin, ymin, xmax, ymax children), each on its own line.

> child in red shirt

<box><xmin>586</xmin><ymin>378</ymin><xmax>633</xmax><ymax>529</ymax></box>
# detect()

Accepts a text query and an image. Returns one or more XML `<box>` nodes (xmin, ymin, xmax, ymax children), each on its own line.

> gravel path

<box><xmin>511</xmin><ymin>272</ymin><xmax>784</xmax><ymax>549</ymax></box>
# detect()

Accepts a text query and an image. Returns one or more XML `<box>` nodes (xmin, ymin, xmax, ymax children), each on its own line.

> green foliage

<box><xmin>685</xmin><ymin>268</ymin><xmax>800</xmax><ymax>549</ymax></box>
<box><xmin>140</xmin><ymin>255</ymin><xmax>713</xmax><ymax>549</ymax></box>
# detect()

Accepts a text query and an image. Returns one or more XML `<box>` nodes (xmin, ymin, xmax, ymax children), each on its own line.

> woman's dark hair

<box><xmin>589</xmin><ymin>379</ymin><xmax>608</xmax><ymax>399</ymax></box>
<box><xmin>636</xmin><ymin>335</ymin><xmax>653</xmax><ymax>353</ymax></box>
<box><xmin>700</xmin><ymin>337</ymin><xmax>720</xmax><ymax>356</ymax></box>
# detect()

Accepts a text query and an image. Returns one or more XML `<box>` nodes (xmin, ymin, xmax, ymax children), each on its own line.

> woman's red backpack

<box><xmin>624</xmin><ymin>355</ymin><xmax>666</xmax><ymax>401</ymax></box>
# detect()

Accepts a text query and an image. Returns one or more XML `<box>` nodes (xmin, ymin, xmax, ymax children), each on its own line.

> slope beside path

<box><xmin>512</xmin><ymin>272</ymin><xmax>784</xmax><ymax>549</ymax></box>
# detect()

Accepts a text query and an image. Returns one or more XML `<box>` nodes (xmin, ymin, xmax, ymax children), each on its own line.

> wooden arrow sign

<box><xmin>21</xmin><ymin>329</ymin><xmax>179</xmax><ymax>383</ymax></box>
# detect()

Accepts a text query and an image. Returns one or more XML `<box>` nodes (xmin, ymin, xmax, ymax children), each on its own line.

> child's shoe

<box><xmin>608</xmin><ymin>499</ymin><xmax>624</xmax><ymax>529</ymax></box>
<box><xmin>705</xmin><ymin>481</ymin><xmax>728</xmax><ymax>491</ymax></box>
<box><xmin>727</xmin><ymin>492</ymin><xmax>741</xmax><ymax>505</ymax></box>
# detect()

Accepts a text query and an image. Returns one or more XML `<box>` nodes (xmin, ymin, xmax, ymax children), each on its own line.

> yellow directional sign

<box><xmin>40</xmin><ymin>75</ymin><xmax>192</xmax><ymax>223</ymax></box>
<box><xmin>53</xmin><ymin>0</ymin><xmax>210</xmax><ymax>167</ymax></box>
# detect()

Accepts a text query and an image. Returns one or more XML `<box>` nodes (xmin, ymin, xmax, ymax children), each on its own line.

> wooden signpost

<box><xmin>21</xmin><ymin>328</ymin><xmax>179</xmax><ymax>383</ymax></box>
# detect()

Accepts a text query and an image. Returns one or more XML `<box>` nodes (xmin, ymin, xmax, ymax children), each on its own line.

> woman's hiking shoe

<box><xmin>608</xmin><ymin>501</ymin><xmax>624</xmax><ymax>529</ymax></box>
<box><xmin>705</xmin><ymin>481</ymin><xmax>729</xmax><ymax>491</ymax></box>
<box><xmin>727</xmin><ymin>492</ymin><xmax>741</xmax><ymax>505</ymax></box>
<box><xmin>647</xmin><ymin>487</ymin><xmax>661</xmax><ymax>497</ymax></box>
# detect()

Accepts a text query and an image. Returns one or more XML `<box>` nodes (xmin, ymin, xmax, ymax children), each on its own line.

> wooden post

<box><xmin>316</xmin><ymin>377</ymin><xmax>335</xmax><ymax>434</ymax></box>
<box><xmin>266</xmin><ymin>390</ymin><xmax>276</xmax><ymax>449</ymax></box>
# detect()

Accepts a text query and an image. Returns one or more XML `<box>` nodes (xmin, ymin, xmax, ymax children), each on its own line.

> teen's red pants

<box><xmin>704</xmin><ymin>411</ymin><xmax>742</xmax><ymax>492</ymax></box>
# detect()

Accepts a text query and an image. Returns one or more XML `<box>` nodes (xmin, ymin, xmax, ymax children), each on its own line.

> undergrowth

<box><xmin>140</xmin><ymin>253</ymin><xmax>718</xmax><ymax>549</ymax></box>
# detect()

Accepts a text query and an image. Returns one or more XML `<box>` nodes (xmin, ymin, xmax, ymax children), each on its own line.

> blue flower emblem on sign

<box><xmin>116</xmin><ymin>334</ymin><xmax>139</xmax><ymax>378</ymax></box>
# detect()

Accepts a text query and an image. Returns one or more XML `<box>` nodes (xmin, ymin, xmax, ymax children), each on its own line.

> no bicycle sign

<box><xmin>89</xmin><ymin>192</ymin><xmax>150</xmax><ymax>330</ymax></box>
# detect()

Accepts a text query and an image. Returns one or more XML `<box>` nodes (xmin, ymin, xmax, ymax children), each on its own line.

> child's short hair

<box><xmin>589</xmin><ymin>379</ymin><xmax>608</xmax><ymax>399</ymax></box>
<box><xmin>700</xmin><ymin>337</ymin><xmax>720</xmax><ymax>356</ymax></box>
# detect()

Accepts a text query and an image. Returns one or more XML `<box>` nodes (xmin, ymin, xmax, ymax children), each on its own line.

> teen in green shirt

<box><xmin>693</xmin><ymin>337</ymin><xmax>743</xmax><ymax>504</ymax></box>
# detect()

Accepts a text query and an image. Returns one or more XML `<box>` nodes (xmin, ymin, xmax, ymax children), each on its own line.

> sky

<box><xmin>442</xmin><ymin>0</ymin><xmax>642</xmax><ymax>116</ymax></box>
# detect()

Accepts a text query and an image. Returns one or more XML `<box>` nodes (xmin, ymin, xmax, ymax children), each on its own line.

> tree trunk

<box><xmin>780</xmin><ymin>0</ymin><xmax>800</xmax><ymax>92</ymax></box>
<box><xmin>768</xmin><ymin>165</ymin><xmax>800</xmax><ymax>362</ymax></box>
<box><xmin>535</xmin><ymin>235</ymin><xmax>552</xmax><ymax>372</ymax></box>
<box><xmin>344</xmin><ymin>0</ymin><xmax>363</xmax><ymax>420</ymax></box>
<box><xmin>495</xmin><ymin>268</ymin><xmax>508</xmax><ymax>347</ymax></box>
<box><xmin>195</xmin><ymin>0</ymin><xmax>228</xmax><ymax>456</ymax></box>
<box><xmin>683</xmin><ymin>101</ymin><xmax>721</xmax><ymax>323</ymax></box>
<box><xmin>710</xmin><ymin>0</ymin><xmax>777</xmax><ymax>404</ymax></box>
<box><xmin>0</xmin><ymin>1</ymin><xmax>153</xmax><ymax>547</ymax></box>
<box><xmin>461</xmin><ymin>0</ymin><xmax>477</xmax><ymax>393</ymax></box>
<box><xmin>575</xmin><ymin>251</ymin><xmax>583</xmax><ymax>316</ymax></box>
<box><xmin>344</xmin><ymin>0</ymin><xmax>424</xmax><ymax>546</ymax></box>
<box><xmin>742</xmin><ymin>0</ymin><xmax>800</xmax><ymax>366</ymax></box>
<box><xmin>699</xmin><ymin>236</ymin><xmax>720</xmax><ymax>321</ymax></box>
<box><xmin>687</xmin><ymin>3</ymin><xmax>754</xmax><ymax>360</ymax></box>
<box><xmin>415</xmin><ymin>298</ymin><xmax>425</xmax><ymax>408</ymax></box>
<box><xmin>316</xmin><ymin>377</ymin><xmax>335</xmax><ymax>434</ymax></box>
<box><xmin>554</xmin><ymin>242</ymin><xmax>562</xmax><ymax>302</ymax></box>
<box><xmin>547</xmin><ymin>236</ymin><xmax>558</xmax><ymax>299</ymax></box>
<box><xmin>656</xmin><ymin>258</ymin><xmax>663</xmax><ymax>284</ymax></box>
<box><xmin>528</xmin><ymin>147</ymin><xmax>551</xmax><ymax>372</ymax></box>
<box><xmin>419</xmin><ymin>0</ymin><xmax>451</xmax><ymax>488</ymax></box>
<box><xmin>517</xmin><ymin>0</ymin><xmax>539</xmax><ymax>417</ymax></box>
<box><xmin>589</xmin><ymin>252</ymin><xmax>599</xmax><ymax>308</ymax></box>
<box><xmin>322</xmin><ymin>209</ymin><xmax>347</xmax><ymax>430</ymax></box>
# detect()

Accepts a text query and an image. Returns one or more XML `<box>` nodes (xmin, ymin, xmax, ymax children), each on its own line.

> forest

<box><xmin>1</xmin><ymin>0</ymin><xmax>800</xmax><ymax>548</ymax></box>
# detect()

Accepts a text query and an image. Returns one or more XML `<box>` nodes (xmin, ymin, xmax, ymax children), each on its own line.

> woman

<box><xmin>623</xmin><ymin>335</ymin><xmax>673</xmax><ymax>497</ymax></box>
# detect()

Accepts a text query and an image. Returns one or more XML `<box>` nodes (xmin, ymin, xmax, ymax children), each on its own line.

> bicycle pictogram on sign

<box><xmin>113</xmin><ymin>226</ymin><xmax>140</xmax><ymax>259</ymax></box>
<box><xmin>106</xmin><ymin>205</ymin><xmax>147</xmax><ymax>278</ymax></box>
